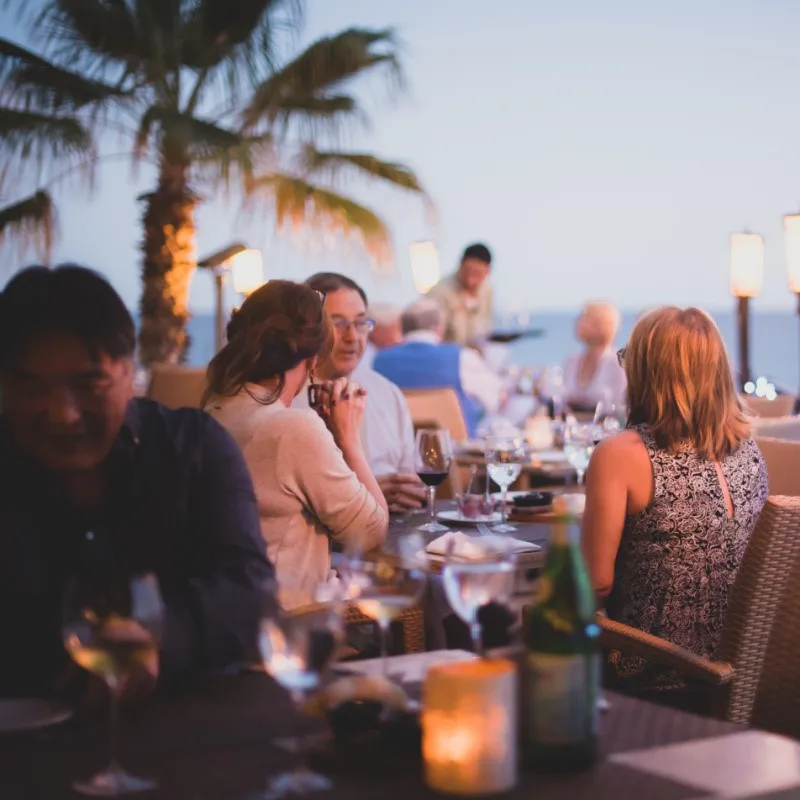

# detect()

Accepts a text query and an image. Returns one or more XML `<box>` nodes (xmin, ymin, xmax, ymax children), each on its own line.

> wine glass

<box><xmin>414</xmin><ymin>428</ymin><xmax>453</xmax><ymax>534</ymax></box>
<box><xmin>62</xmin><ymin>572</ymin><xmax>163</xmax><ymax>796</ymax></box>
<box><xmin>538</xmin><ymin>366</ymin><xmax>565</xmax><ymax>420</ymax></box>
<box><xmin>442</xmin><ymin>534</ymin><xmax>516</xmax><ymax>656</ymax></box>
<box><xmin>485</xmin><ymin>436</ymin><xmax>526</xmax><ymax>533</ymax></box>
<box><xmin>564</xmin><ymin>422</ymin><xmax>596</xmax><ymax>485</ymax></box>
<box><xmin>342</xmin><ymin>534</ymin><xmax>427</xmax><ymax>680</ymax></box>
<box><xmin>593</xmin><ymin>399</ymin><xmax>624</xmax><ymax>439</ymax></box>
<box><xmin>252</xmin><ymin>586</ymin><xmax>343</xmax><ymax>800</ymax></box>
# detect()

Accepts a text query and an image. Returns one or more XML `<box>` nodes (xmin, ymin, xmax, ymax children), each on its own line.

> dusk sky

<box><xmin>5</xmin><ymin>0</ymin><xmax>800</xmax><ymax>315</ymax></box>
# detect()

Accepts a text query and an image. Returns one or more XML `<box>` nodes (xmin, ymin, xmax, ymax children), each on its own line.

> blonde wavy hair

<box><xmin>624</xmin><ymin>306</ymin><xmax>750</xmax><ymax>460</ymax></box>
<box><xmin>577</xmin><ymin>301</ymin><xmax>620</xmax><ymax>348</ymax></box>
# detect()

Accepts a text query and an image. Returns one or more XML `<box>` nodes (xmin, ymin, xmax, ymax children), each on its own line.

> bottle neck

<box><xmin>551</xmin><ymin>520</ymin><xmax>578</xmax><ymax>547</ymax></box>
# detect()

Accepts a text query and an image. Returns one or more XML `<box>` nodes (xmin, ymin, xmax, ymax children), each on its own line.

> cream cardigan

<box><xmin>206</xmin><ymin>386</ymin><xmax>388</xmax><ymax>606</ymax></box>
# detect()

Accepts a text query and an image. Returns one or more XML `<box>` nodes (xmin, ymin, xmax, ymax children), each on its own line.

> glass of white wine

<box><xmin>251</xmin><ymin>585</ymin><xmax>343</xmax><ymax>800</ymax></box>
<box><xmin>485</xmin><ymin>435</ymin><xmax>526</xmax><ymax>533</ymax></box>
<box><xmin>62</xmin><ymin>571</ymin><xmax>163</xmax><ymax>796</ymax></box>
<box><xmin>343</xmin><ymin>534</ymin><xmax>427</xmax><ymax>680</ymax></box>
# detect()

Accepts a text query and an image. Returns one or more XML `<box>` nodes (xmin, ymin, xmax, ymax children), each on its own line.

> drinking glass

<box><xmin>538</xmin><ymin>366</ymin><xmax>565</xmax><ymax>420</ymax></box>
<box><xmin>343</xmin><ymin>534</ymin><xmax>427</xmax><ymax>680</ymax></box>
<box><xmin>564</xmin><ymin>422</ymin><xmax>596</xmax><ymax>485</ymax></box>
<box><xmin>485</xmin><ymin>436</ymin><xmax>526</xmax><ymax>533</ymax></box>
<box><xmin>593</xmin><ymin>399</ymin><xmax>624</xmax><ymax>440</ymax></box>
<box><xmin>62</xmin><ymin>572</ymin><xmax>163</xmax><ymax>796</ymax></box>
<box><xmin>414</xmin><ymin>428</ymin><xmax>453</xmax><ymax>534</ymax></box>
<box><xmin>252</xmin><ymin>587</ymin><xmax>343</xmax><ymax>800</ymax></box>
<box><xmin>442</xmin><ymin>534</ymin><xmax>516</xmax><ymax>656</ymax></box>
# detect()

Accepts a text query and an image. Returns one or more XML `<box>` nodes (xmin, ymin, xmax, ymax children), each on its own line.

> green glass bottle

<box><xmin>523</xmin><ymin>516</ymin><xmax>599</xmax><ymax>770</ymax></box>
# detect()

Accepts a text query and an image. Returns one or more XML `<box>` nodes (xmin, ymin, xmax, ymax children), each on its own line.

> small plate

<box><xmin>0</xmin><ymin>699</ymin><xmax>72</xmax><ymax>733</ymax></box>
<box><xmin>436</xmin><ymin>510</ymin><xmax>502</xmax><ymax>526</ymax></box>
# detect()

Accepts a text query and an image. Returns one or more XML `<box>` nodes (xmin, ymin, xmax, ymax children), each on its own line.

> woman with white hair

<box><xmin>563</xmin><ymin>301</ymin><xmax>626</xmax><ymax>410</ymax></box>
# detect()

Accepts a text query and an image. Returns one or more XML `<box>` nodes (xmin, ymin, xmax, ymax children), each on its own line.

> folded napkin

<box><xmin>425</xmin><ymin>530</ymin><xmax>540</xmax><ymax>559</ymax></box>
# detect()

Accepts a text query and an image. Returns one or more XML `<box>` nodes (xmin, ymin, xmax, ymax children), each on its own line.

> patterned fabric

<box><xmin>606</xmin><ymin>426</ymin><xmax>768</xmax><ymax>691</ymax></box>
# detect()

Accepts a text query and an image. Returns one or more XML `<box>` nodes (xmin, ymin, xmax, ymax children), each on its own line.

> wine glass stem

<box><xmin>577</xmin><ymin>470</ymin><xmax>585</xmax><ymax>486</ymax></box>
<box><xmin>501</xmin><ymin>486</ymin><xmax>509</xmax><ymax>524</ymax></box>
<box><xmin>428</xmin><ymin>486</ymin><xmax>437</xmax><ymax>522</ymax></box>
<box><xmin>470</xmin><ymin>620</ymin><xmax>483</xmax><ymax>657</ymax></box>
<box><xmin>379</xmin><ymin>620</ymin><xmax>390</xmax><ymax>678</ymax></box>
<box><xmin>290</xmin><ymin>690</ymin><xmax>311</xmax><ymax>774</ymax></box>
<box><xmin>107</xmin><ymin>681</ymin><xmax>123</xmax><ymax>774</ymax></box>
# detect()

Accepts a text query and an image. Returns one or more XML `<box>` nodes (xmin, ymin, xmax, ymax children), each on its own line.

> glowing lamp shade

<box><xmin>729</xmin><ymin>232</ymin><xmax>764</xmax><ymax>298</ymax></box>
<box><xmin>784</xmin><ymin>214</ymin><xmax>800</xmax><ymax>293</ymax></box>
<box><xmin>230</xmin><ymin>249</ymin><xmax>264</xmax><ymax>295</ymax></box>
<box><xmin>410</xmin><ymin>241</ymin><xmax>441</xmax><ymax>295</ymax></box>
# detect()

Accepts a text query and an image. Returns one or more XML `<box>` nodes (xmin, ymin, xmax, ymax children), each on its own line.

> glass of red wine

<box><xmin>414</xmin><ymin>428</ymin><xmax>453</xmax><ymax>533</ymax></box>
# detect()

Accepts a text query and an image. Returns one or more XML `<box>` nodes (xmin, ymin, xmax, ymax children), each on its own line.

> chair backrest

<box><xmin>753</xmin><ymin>416</ymin><xmax>800</xmax><ymax>442</ymax></box>
<box><xmin>741</xmin><ymin>394</ymin><xmax>796</xmax><ymax>419</ymax></box>
<box><xmin>146</xmin><ymin>365</ymin><xmax>207</xmax><ymax>409</ymax></box>
<box><xmin>750</xmin><ymin>549</ymin><xmax>800</xmax><ymax>739</ymax></box>
<box><xmin>402</xmin><ymin>388</ymin><xmax>468</xmax><ymax>442</ymax></box>
<box><xmin>754</xmin><ymin>438</ymin><xmax>800</xmax><ymax>496</ymax></box>
<box><xmin>715</xmin><ymin>496</ymin><xmax>800</xmax><ymax>723</ymax></box>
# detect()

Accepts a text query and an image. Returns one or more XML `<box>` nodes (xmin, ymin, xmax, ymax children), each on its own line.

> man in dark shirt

<box><xmin>0</xmin><ymin>264</ymin><xmax>274</xmax><ymax>698</ymax></box>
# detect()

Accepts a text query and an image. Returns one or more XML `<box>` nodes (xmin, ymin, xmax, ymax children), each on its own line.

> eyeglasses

<box><xmin>616</xmin><ymin>347</ymin><xmax>626</xmax><ymax>367</ymax></box>
<box><xmin>331</xmin><ymin>318</ymin><xmax>375</xmax><ymax>335</ymax></box>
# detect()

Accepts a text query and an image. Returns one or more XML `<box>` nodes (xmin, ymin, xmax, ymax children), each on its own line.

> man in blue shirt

<box><xmin>0</xmin><ymin>265</ymin><xmax>274</xmax><ymax>699</ymax></box>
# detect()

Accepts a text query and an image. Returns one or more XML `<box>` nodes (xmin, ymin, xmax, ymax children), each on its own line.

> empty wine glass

<box><xmin>564</xmin><ymin>422</ymin><xmax>596</xmax><ymax>485</ymax></box>
<box><xmin>485</xmin><ymin>436</ymin><xmax>526</xmax><ymax>533</ymax></box>
<box><xmin>414</xmin><ymin>428</ymin><xmax>453</xmax><ymax>534</ymax></box>
<box><xmin>249</xmin><ymin>583</ymin><xmax>344</xmax><ymax>800</ymax></box>
<box><xmin>442</xmin><ymin>534</ymin><xmax>516</xmax><ymax>656</ymax></box>
<box><xmin>62</xmin><ymin>572</ymin><xmax>163</xmax><ymax>796</ymax></box>
<box><xmin>343</xmin><ymin>534</ymin><xmax>427</xmax><ymax>680</ymax></box>
<box><xmin>593</xmin><ymin>399</ymin><xmax>624</xmax><ymax>439</ymax></box>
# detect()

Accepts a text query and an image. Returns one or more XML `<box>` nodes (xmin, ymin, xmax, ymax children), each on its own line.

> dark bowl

<box><xmin>513</xmin><ymin>491</ymin><xmax>554</xmax><ymax>508</ymax></box>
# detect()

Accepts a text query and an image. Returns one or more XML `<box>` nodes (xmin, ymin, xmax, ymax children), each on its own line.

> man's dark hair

<box><xmin>461</xmin><ymin>243</ymin><xmax>492</xmax><ymax>266</ymax></box>
<box><xmin>304</xmin><ymin>272</ymin><xmax>368</xmax><ymax>306</ymax></box>
<box><xmin>0</xmin><ymin>264</ymin><xmax>135</xmax><ymax>368</ymax></box>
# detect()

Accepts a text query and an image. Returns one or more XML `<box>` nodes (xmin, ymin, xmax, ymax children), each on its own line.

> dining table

<box><xmin>4</xmin><ymin>664</ymin><xmax>800</xmax><ymax>799</ymax></box>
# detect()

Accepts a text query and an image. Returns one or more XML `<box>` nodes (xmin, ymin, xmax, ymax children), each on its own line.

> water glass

<box><xmin>563</xmin><ymin>422</ymin><xmax>595</xmax><ymax>485</ymax></box>
<box><xmin>593</xmin><ymin>400</ymin><xmax>624</xmax><ymax>439</ymax></box>
<box><xmin>485</xmin><ymin>436</ymin><xmax>526</xmax><ymax>533</ymax></box>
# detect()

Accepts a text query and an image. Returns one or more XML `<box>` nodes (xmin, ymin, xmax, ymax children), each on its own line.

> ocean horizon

<box><xmin>165</xmin><ymin>309</ymin><xmax>799</xmax><ymax>393</ymax></box>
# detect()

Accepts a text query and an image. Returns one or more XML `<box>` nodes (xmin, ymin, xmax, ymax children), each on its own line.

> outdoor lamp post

<box><xmin>729</xmin><ymin>232</ymin><xmax>764</xmax><ymax>388</ymax></box>
<box><xmin>230</xmin><ymin>248</ymin><xmax>265</xmax><ymax>297</ymax></box>
<box><xmin>410</xmin><ymin>241</ymin><xmax>441</xmax><ymax>294</ymax></box>
<box><xmin>197</xmin><ymin>243</ymin><xmax>264</xmax><ymax>353</ymax></box>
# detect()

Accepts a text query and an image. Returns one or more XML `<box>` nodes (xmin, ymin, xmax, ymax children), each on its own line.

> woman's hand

<box><xmin>322</xmin><ymin>378</ymin><xmax>367</xmax><ymax>452</ymax></box>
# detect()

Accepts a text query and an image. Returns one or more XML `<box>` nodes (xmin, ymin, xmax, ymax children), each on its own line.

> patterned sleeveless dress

<box><xmin>605</xmin><ymin>426</ymin><xmax>768</xmax><ymax>691</ymax></box>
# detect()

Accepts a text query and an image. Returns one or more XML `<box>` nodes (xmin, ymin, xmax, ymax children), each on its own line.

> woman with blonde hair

<box><xmin>582</xmin><ymin>307</ymin><xmax>767</xmax><ymax>698</ymax></box>
<box><xmin>563</xmin><ymin>301</ymin><xmax>626</xmax><ymax>410</ymax></box>
<box><xmin>203</xmin><ymin>280</ymin><xmax>388</xmax><ymax>607</ymax></box>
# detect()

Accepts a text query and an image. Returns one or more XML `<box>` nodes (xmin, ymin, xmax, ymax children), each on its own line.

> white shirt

<box><xmin>206</xmin><ymin>388</ymin><xmax>387</xmax><ymax>607</ymax></box>
<box><xmin>563</xmin><ymin>348</ymin><xmax>627</xmax><ymax>409</ymax></box>
<box><xmin>361</xmin><ymin>341</ymin><xmax>378</xmax><ymax>370</ymax></box>
<box><xmin>293</xmin><ymin>365</ymin><xmax>417</xmax><ymax>477</ymax></box>
<box><xmin>403</xmin><ymin>330</ymin><xmax>504</xmax><ymax>415</ymax></box>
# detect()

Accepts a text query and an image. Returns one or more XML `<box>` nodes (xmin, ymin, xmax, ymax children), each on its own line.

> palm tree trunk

<box><xmin>138</xmin><ymin>159</ymin><xmax>198</xmax><ymax>367</ymax></box>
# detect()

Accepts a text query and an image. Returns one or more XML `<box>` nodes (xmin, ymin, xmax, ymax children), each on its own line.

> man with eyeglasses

<box><xmin>293</xmin><ymin>273</ymin><xmax>426</xmax><ymax>512</ymax></box>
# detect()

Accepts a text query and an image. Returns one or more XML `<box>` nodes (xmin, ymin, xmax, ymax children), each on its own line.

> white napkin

<box><xmin>425</xmin><ymin>530</ymin><xmax>540</xmax><ymax>558</ymax></box>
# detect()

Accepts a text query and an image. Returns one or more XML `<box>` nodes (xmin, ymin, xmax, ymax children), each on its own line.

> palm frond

<box><xmin>242</xmin><ymin>28</ymin><xmax>401</xmax><ymax>130</ymax></box>
<box><xmin>0</xmin><ymin>38</ymin><xmax>130</xmax><ymax>113</ymax></box>
<box><xmin>180</xmin><ymin>0</ymin><xmax>300</xmax><ymax>74</ymax></box>
<box><xmin>0</xmin><ymin>107</ymin><xmax>92</xmax><ymax>165</ymax></box>
<box><xmin>36</xmin><ymin>0</ymin><xmax>141</xmax><ymax>68</ymax></box>
<box><xmin>299</xmin><ymin>147</ymin><xmax>427</xmax><ymax>195</ymax></box>
<box><xmin>246</xmin><ymin>172</ymin><xmax>392</xmax><ymax>265</ymax></box>
<box><xmin>0</xmin><ymin>190</ymin><xmax>57</xmax><ymax>263</ymax></box>
<box><xmin>135</xmin><ymin>107</ymin><xmax>272</xmax><ymax>187</ymax></box>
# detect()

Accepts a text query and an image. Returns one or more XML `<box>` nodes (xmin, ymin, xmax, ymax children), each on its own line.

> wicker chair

<box><xmin>344</xmin><ymin>603</ymin><xmax>426</xmax><ymax>654</ymax></box>
<box><xmin>597</xmin><ymin>496</ymin><xmax>800</xmax><ymax>724</ymax></box>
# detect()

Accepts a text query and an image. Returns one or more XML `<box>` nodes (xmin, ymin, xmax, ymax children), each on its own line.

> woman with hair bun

<box><xmin>203</xmin><ymin>280</ymin><xmax>388</xmax><ymax>607</ymax></box>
